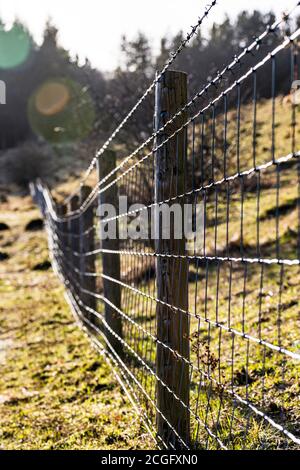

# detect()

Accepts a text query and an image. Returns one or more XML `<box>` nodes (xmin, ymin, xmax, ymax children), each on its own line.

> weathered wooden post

<box><xmin>154</xmin><ymin>70</ymin><xmax>190</xmax><ymax>447</ymax></box>
<box><xmin>97</xmin><ymin>151</ymin><xmax>123</xmax><ymax>355</ymax></box>
<box><xmin>67</xmin><ymin>195</ymin><xmax>80</xmax><ymax>300</ymax></box>
<box><xmin>79</xmin><ymin>186</ymin><xmax>97</xmax><ymax>324</ymax></box>
<box><xmin>56</xmin><ymin>203</ymin><xmax>68</xmax><ymax>278</ymax></box>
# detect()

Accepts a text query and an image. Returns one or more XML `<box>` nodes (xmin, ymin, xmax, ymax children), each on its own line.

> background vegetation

<box><xmin>0</xmin><ymin>9</ymin><xmax>298</xmax><ymax>190</ymax></box>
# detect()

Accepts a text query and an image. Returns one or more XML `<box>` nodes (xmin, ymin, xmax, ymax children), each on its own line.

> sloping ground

<box><xmin>0</xmin><ymin>196</ymin><xmax>153</xmax><ymax>450</ymax></box>
<box><xmin>0</xmin><ymin>94</ymin><xmax>299</xmax><ymax>450</ymax></box>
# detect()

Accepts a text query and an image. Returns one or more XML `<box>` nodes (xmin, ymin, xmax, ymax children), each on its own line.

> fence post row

<box><xmin>79</xmin><ymin>186</ymin><xmax>97</xmax><ymax>323</ymax></box>
<box><xmin>97</xmin><ymin>150</ymin><xmax>123</xmax><ymax>356</ymax></box>
<box><xmin>55</xmin><ymin>203</ymin><xmax>67</xmax><ymax>279</ymax></box>
<box><xmin>67</xmin><ymin>196</ymin><xmax>80</xmax><ymax>301</ymax></box>
<box><xmin>154</xmin><ymin>70</ymin><xmax>190</xmax><ymax>447</ymax></box>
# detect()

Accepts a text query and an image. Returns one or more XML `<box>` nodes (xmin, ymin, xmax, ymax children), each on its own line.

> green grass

<box><xmin>110</xmin><ymin>95</ymin><xmax>300</xmax><ymax>449</ymax></box>
<box><xmin>0</xmin><ymin>198</ymin><xmax>154</xmax><ymax>449</ymax></box>
<box><xmin>0</xmin><ymin>95</ymin><xmax>299</xmax><ymax>450</ymax></box>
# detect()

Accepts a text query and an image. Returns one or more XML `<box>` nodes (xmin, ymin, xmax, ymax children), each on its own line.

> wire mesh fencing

<box><xmin>31</xmin><ymin>4</ymin><xmax>300</xmax><ymax>450</ymax></box>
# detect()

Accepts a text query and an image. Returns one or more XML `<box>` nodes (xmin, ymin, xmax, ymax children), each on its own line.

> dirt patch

<box><xmin>0</xmin><ymin>338</ymin><xmax>13</xmax><ymax>365</ymax></box>
<box><xmin>32</xmin><ymin>260</ymin><xmax>52</xmax><ymax>271</ymax></box>
<box><xmin>0</xmin><ymin>222</ymin><xmax>9</xmax><ymax>231</ymax></box>
<box><xmin>25</xmin><ymin>219</ymin><xmax>44</xmax><ymax>232</ymax></box>
<box><xmin>0</xmin><ymin>252</ymin><xmax>9</xmax><ymax>262</ymax></box>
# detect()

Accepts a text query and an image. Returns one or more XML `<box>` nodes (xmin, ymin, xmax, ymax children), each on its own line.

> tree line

<box><xmin>0</xmin><ymin>10</ymin><xmax>297</xmax><ymax>154</ymax></box>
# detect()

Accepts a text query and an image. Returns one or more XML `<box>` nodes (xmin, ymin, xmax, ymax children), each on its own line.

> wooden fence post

<box><xmin>68</xmin><ymin>196</ymin><xmax>80</xmax><ymax>300</ymax></box>
<box><xmin>79</xmin><ymin>186</ymin><xmax>97</xmax><ymax>324</ymax></box>
<box><xmin>97</xmin><ymin>151</ymin><xmax>123</xmax><ymax>355</ymax></box>
<box><xmin>56</xmin><ymin>203</ymin><xmax>68</xmax><ymax>278</ymax></box>
<box><xmin>154</xmin><ymin>70</ymin><xmax>190</xmax><ymax>447</ymax></box>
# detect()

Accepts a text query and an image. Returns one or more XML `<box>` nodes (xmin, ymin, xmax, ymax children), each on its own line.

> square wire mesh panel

<box><xmin>32</xmin><ymin>3</ymin><xmax>300</xmax><ymax>451</ymax></box>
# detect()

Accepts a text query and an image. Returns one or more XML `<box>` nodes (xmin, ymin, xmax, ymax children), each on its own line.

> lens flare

<box><xmin>28</xmin><ymin>78</ymin><xmax>95</xmax><ymax>143</ymax></box>
<box><xmin>0</xmin><ymin>23</ymin><xmax>31</xmax><ymax>69</ymax></box>
<box><xmin>35</xmin><ymin>82</ymin><xmax>70</xmax><ymax>116</ymax></box>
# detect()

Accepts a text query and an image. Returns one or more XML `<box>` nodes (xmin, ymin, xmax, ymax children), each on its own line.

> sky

<box><xmin>0</xmin><ymin>0</ymin><xmax>297</xmax><ymax>71</ymax></box>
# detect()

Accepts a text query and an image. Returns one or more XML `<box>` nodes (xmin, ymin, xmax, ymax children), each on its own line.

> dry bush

<box><xmin>0</xmin><ymin>141</ymin><xmax>53</xmax><ymax>188</ymax></box>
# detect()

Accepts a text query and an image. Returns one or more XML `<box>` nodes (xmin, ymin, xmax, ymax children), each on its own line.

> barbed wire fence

<box><xmin>31</xmin><ymin>1</ymin><xmax>300</xmax><ymax>450</ymax></box>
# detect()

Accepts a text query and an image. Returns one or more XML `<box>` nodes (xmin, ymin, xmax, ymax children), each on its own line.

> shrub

<box><xmin>0</xmin><ymin>141</ymin><xmax>53</xmax><ymax>187</ymax></box>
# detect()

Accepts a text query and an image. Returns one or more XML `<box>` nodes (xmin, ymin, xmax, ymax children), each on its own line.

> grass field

<box><xmin>0</xmin><ymin>94</ymin><xmax>299</xmax><ymax>449</ymax></box>
<box><xmin>0</xmin><ymin>196</ymin><xmax>154</xmax><ymax>449</ymax></box>
<box><xmin>93</xmin><ymin>94</ymin><xmax>300</xmax><ymax>449</ymax></box>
